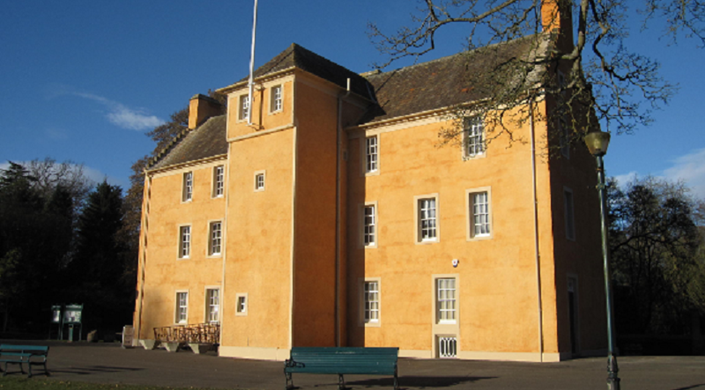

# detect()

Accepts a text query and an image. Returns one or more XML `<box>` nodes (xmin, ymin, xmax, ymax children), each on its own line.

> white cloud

<box><xmin>47</xmin><ymin>84</ymin><xmax>164</xmax><ymax>131</ymax></box>
<box><xmin>662</xmin><ymin>148</ymin><xmax>705</xmax><ymax>200</ymax></box>
<box><xmin>612</xmin><ymin>171</ymin><xmax>639</xmax><ymax>188</ymax></box>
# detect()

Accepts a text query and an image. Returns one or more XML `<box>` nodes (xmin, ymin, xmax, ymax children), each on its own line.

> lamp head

<box><xmin>584</xmin><ymin>131</ymin><xmax>611</xmax><ymax>157</ymax></box>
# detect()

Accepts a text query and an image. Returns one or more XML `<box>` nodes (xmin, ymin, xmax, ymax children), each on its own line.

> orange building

<box><xmin>133</xmin><ymin>14</ymin><xmax>607</xmax><ymax>362</ymax></box>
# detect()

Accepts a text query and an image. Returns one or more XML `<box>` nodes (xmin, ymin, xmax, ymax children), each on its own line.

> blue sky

<box><xmin>1</xmin><ymin>1</ymin><xmax>704</xmax><ymax>199</ymax></box>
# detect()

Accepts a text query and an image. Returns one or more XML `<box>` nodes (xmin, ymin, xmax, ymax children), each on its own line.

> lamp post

<box><xmin>584</xmin><ymin>131</ymin><xmax>620</xmax><ymax>390</ymax></box>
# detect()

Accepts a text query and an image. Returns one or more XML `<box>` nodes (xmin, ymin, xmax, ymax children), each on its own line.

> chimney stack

<box><xmin>541</xmin><ymin>0</ymin><xmax>574</xmax><ymax>49</ymax></box>
<box><xmin>188</xmin><ymin>94</ymin><xmax>223</xmax><ymax>130</ymax></box>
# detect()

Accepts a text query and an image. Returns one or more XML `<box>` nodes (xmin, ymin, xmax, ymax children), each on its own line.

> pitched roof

<box><xmin>219</xmin><ymin>43</ymin><xmax>374</xmax><ymax>99</ymax></box>
<box><xmin>150</xmin><ymin>37</ymin><xmax>546</xmax><ymax>170</ymax></box>
<box><xmin>148</xmin><ymin>115</ymin><xmax>227</xmax><ymax>171</ymax></box>
<box><xmin>359</xmin><ymin>35</ymin><xmax>546</xmax><ymax>124</ymax></box>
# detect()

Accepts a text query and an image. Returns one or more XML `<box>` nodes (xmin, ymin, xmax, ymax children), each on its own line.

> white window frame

<box><xmin>360</xmin><ymin>202</ymin><xmax>377</xmax><ymax>248</ymax></box>
<box><xmin>182</xmin><ymin>172</ymin><xmax>193</xmax><ymax>202</ymax></box>
<box><xmin>238</xmin><ymin>94</ymin><xmax>250</xmax><ymax>121</ymax></box>
<box><xmin>270</xmin><ymin>85</ymin><xmax>283</xmax><ymax>113</ymax></box>
<box><xmin>208</xmin><ymin>221</ymin><xmax>222</xmax><ymax>257</ymax></box>
<box><xmin>359</xmin><ymin>278</ymin><xmax>381</xmax><ymax>327</ymax></box>
<box><xmin>205</xmin><ymin>287</ymin><xmax>220</xmax><ymax>323</ymax></box>
<box><xmin>175</xmin><ymin>290</ymin><xmax>188</xmax><ymax>324</ymax></box>
<box><xmin>463</xmin><ymin>117</ymin><xmax>485</xmax><ymax>159</ymax></box>
<box><xmin>178</xmin><ymin>225</ymin><xmax>191</xmax><ymax>259</ymax></box>
<box><xmin>364</xmin><ymin>135</ymin><xmax>379</xmax><ymax>174</ymax></box>
<box><xmin>415</xmin><ymin>194</ymin><xmax>439</xmax><ymax>243</ymax></box>
<box><xmin>235</xmin><ymin>293</ymin><xmax>248</xmax><ymax>316</ymax></box>
<box><xmin>436</xmin><ymin>277</ymin><xmax>457</xmax><ymax>324</ymax></box>
<box><xmin>466</xmin><ymin>188</ymin><xmax>492</xmax><ymax>240</ymax></box>
<box><xmin>564</xmin><ymin>187</ymin><xmax>576</xmax><ymax>241</ymax></box>
<box><xmin>254</xmin><ymin>170</ymin><xmax>266</xmax><ymax>192</ymax></box>
<box><xmin>212</xmin><ymin>165</ymin><xmax>224</xmax><ymax>198</ymax></box>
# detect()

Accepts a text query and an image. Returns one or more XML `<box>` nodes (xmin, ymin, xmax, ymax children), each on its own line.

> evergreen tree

<box><xmin>71</xmin><ymin>181</ymin><xmax>131</xmax><ymax>333</ymax></box>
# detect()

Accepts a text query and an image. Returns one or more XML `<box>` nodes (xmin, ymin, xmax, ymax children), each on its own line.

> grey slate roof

<box><xmin>149</xmin><ymin>115</ymin><xmax>227</xmax><ymax>171</ymax></box>
<box><xmin>150</xmin><ymin>37</ymin><xmax>545</xmax><ymax>170</ymax></box>
<box><xmin>359</xmin><ymin>35</ymin><xmax>545</xmax><ymax>124</ymax></box>
<box><xmin>223</xmin><ymin>43</ymin><xmax>375</xmax><ymax>100</ymax></box>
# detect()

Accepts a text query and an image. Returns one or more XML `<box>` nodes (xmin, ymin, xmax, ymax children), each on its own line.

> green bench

<box><xmin>284</xmin><ymin>347</ymin><xmax>399</xmax><ymax>390</ymax></box>
<box><xmin>0</xmin><ymin>344</ymin><xmax>50</xmax><ymax>378</ymax></box>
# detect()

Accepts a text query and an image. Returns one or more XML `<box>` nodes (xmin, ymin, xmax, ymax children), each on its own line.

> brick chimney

<box><xmin>188</xmin><ymin>94</ymin><xmax>223</xmax><ymax>130</ymax></box>
<box><xmin>541</xmin><ymin>0</ymin><xmax>574</xmax><ymax>49</ymax></box>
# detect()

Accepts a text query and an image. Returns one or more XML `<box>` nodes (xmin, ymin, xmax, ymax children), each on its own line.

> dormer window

<box><xmin>270</xmin><ymin>85</ymin><xmax>283</xmax><ymax>113</ymax></box>
<box><xmin>464</xmin><ymin>117</ymin><xmax>485</xmax><ymax>159</ymax></box>
<box><xmin>239</xmin><ymin>94</ymin><xmax>250</xmax><ymax>121</ymax></box>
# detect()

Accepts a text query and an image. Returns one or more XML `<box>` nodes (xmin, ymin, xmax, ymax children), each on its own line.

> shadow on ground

<box><xmin>345</xmin><ymin>375</ymin><xmax>496</xmax><ymax>388</ymax></box>
<box><xmin>50</xmin><ymin>365</ymin><xmax>145</xmax><ymax>375</ymax></box>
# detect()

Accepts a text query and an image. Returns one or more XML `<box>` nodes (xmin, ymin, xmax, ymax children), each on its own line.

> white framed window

<box><xmin>415</xmin><ymin>195</ymin><xmax>439</xmax><ymax>243</ymax></box>
<box><xmin>464</xmin><ymin>117</ymin><xmax>485</xmax><ymax>158</ymax></box>
<box><xmin>254</xmin><ymin>171</ymin><xmax>265</xmax><ymax>191</ymax></box>
<box><xmin>182</xmin><ymin>172</ymin><xmax>193</xmax><ymax>202</ymax></box>
<box><xmin>436</xmin><ymin>278</ymin><xmax>456</xmax><ymax>324</ymax></box>
<box><xmin>208</xmin><ymin>221</ymin><xmax>222</xmax><ymax>256</ymax></box>
<box><xmin>213</xmin><ymin>165</ymin><xmax>224</xmax><ymax>198</ymax></box>
<box><xmin>206</xmin><ymin>288</ymin><xmax>220</xmax><ymax>323</ymax></box>
<box><xmin>437</xmin><ymin>336</ymin><xmax>458</xmax><ymax>358</ymax></box>
<box><xmin>467</xmin><ymin>188</ymin><xmax>492</xmax><ymax>239</ymax></box>
<box><xmin>365</xmin><ymin>135</ymin><xmax>379</xmax><ymax>173</ymax></box>
<box><xmin>178</xmin><ymin>225</ymin><xmax>191</xmax><ymax>259</ymax></box>
<box><xmin>239</xmin><ymin>94</ymin><xmax>250</xmax><ymax>121</ymax></box>
<box><xmin>270</xmin><ymin>85</ymin><xmax>283</xmax><ymax>113</ymax></box>
<box><xmin>362</xmin><ymin>204</ymin><xmax>377</xmax><ymax>247</ymax></box>
<box><xmin>175</xmin><ymin>291</ymin><xmax>188</xmax><ymax>324</ymax></box>
<box><xmin>363</xmin><ymin>280</ymin><xmax>380</xmax><ymax>324</ymax></box>
<box><xmin>235</xmin><ymin>293</ymin><xmax>248</xmax><ymax>316</ymax></box>
<box><xmin>564</xmin><ymin>188</ymin><xmax>576</xmax><ymax>240</ymax></box>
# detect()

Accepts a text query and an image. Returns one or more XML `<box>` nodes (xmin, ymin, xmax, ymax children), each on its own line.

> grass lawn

<box><xmin>0</xmin><ymin>377</ymin><xmax>223</xmax><ymax>390</ymax></box>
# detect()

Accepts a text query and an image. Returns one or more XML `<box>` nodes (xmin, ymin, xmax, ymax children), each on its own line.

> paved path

<box><xmin>2</xmin><ymin>340</ymin><xmax>704</xmax><ymax>389</ymax></box>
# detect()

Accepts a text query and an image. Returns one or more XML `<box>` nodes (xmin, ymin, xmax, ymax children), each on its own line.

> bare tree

<box><xmin>368</xmin><ymin>0</ymin><xmax>702</xmax><ymax>148</ymax></box>
<box><xmin>26</xmin><ymin>157</ymin><xmax>94</xmax><ymax>213</ymax></box>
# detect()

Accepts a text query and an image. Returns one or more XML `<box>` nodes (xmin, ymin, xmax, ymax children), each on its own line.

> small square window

<box><xmin>270</xmin><ymin>85</ymin><xmax>283</xmax><ymax>113</ymax></box>
<box><xmin>254</xmin><ymin>172</ymin><xmax>265</xmax><ymax>191</ymax></box>
<box><xmin>182</xmin><ymin>172</ymin><xmax>193</xmax><ymax>202</ymax></box>
<box><xmin>239</xmin><ymin>94</ymin><xmax>250</xmax><ymax>121</ymax></box>
<box><xmin>464</xmin><ymin>117</ymin><xmax>485</xmax><ymax>159</ymax></box>
<box><xmin>213</xmin><ymin>165</ymin><xmax>224</xmax><ymax>197</ymax></box>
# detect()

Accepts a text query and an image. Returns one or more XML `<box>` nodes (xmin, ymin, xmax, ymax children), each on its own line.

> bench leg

<box><xmin>338</xmin><ymin>374</ymin><xmax>346</xmax><ymax>390</ymax></box>
<box><xmin>394</xmin><ymin>367</ymin><xmax>399</xmax><ymax>390</ymax></box>
<box><xmin>285</xmin><ymin>371</ymin><xmax>294</xmax><ymax>390</ymax></box>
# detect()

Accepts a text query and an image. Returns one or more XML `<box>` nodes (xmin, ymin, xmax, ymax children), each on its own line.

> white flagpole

<box><xmin>247</xmin><ymin>0</ymin><xmax>259</xmax><ymax>125</ymax></box>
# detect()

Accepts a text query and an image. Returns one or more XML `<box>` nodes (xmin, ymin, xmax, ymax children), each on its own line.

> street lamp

<box><xmin>584</xmin><ymin>130</ymin><xmax>621</xmax><ymax>390</ymax></box>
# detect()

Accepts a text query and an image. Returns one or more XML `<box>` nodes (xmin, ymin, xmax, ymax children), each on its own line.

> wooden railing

<box><xmin>153</xmin><ymin>323</ymin><xmax>220</xmax><ymax>344</ymax></box>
